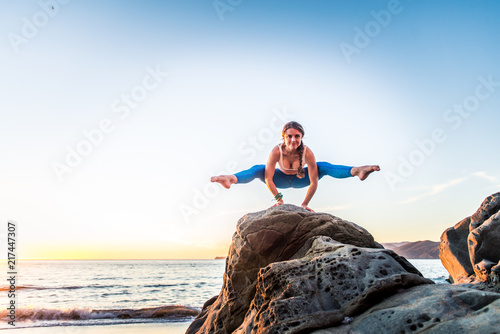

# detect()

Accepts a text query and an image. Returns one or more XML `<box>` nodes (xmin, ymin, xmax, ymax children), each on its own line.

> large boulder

<box><xmin>439</xmin><ymin>192</ymin><xmax>500</xmax><ymax>285</ymax></box>
<box><xmin>187</xmin><ymin>205</ymin><xmax>382</xmax><ymax>334</ymax></box>
<box><xmin>187</xmin><ymin>204</ymin><xmax>500</xmax><ymax>334</ymax></box>
<box><xmin>186</xmin><ymin>205</ymin><xmax>432</xmax><ymax>334</ymax></box>
<box><xmin>234</xmin><ymin>236</ymin><xmax>432</xmax><ymax>333</ymax></box>
<box><xmin>439</xmin><ymin>216</ymin><xmax>474</xmax><ymax>282</ymax></box>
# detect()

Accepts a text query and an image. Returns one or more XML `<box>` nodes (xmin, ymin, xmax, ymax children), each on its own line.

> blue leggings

<box><xmin>234</xmin><ymin>162</ymin><xmax>353</xmax><ymax>189</ymax></box>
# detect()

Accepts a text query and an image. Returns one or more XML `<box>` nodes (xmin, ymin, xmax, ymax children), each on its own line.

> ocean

<box><xmin>0</xmin><ymin>259</ymin><xmax>448</xmax><ymax>330</ymax></box>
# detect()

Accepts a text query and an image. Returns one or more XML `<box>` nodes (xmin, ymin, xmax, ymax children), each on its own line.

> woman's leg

<box><xmin>212</xmin><ymin>166</ymin><xmax>309</xmax><ymax>189</ymax></box>
<box><xmin>317</xmin><ymin>162</ymin><xmax>380</xmax><ymax>180</ymax></box>
<box><xmin>317</xmin><ymin>162</ymin><xmax>354</xmax><ymax>179</ymax></box>
<box><xmin>235</xmin><ymin>165</ymin><xmax>266</xmax><ymax>183</ymax></box>
<box><xmin>211</xmin><ymin>165</ymin><xmax>265</xmax><ymax>189</ymax></box>
<box><xmin>281</xmin><ymin>162</ymin><xmax>380</xmax><ymax>188</ymax></box>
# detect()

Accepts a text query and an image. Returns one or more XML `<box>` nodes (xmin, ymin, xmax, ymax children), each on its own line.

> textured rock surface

<box><xmin>187</xmin><ymin>204</ymin><xmax>500</xmax><ymax>334</ymax></box>
<box><xmin>439</xmin><ymin>216</ymin><xmax>474</xmax><ymax>282</ymax></box>
<box><xmin>439</xmin><ymin>192</ymin><xmax>500</xmax><ymax>285</ymax></box>
<box><xmin>186</xmin><ymin>205</ymin><xmax>431</xmax><ymax>334</ymax></box>
<box><xmin>234</xmin><ymin>237</ymin><xmax>432</xmax><ymax>333</ymax></box>
<box><xmin>312</xmin><ymin>284</ymin><xmax>500</xmax><ymax>334</ymax></box>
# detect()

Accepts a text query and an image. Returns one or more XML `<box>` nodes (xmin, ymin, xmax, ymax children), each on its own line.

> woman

<box><xmin>211</xmin><ymin>121</ymin><xmax>380</xmax><ymax>212</ymax></box>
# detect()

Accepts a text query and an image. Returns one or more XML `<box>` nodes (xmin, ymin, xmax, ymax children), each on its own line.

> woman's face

<box><xmin>283</xmin><ymin>128</ymin><xmax>303</xmax><ymax>150</ymax></box>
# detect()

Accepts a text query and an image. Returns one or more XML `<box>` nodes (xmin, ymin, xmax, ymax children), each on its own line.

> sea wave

<box><xmin>0</xmin><ymin>285</ymin><xmax>53</xmax><ymax>292</ymax></box>
<box><xmin>0</xmin><ymin>284</ymin><xmax>126</xmax><ymax>292</ymax></box>
<box><xmin>0</xmin><ymin>305</ymin><xmax>200</xmax><ymax>322</ymax></box>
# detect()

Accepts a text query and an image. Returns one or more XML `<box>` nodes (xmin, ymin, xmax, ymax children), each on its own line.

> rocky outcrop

<box><xmin>235</xmin><ymin>236</ymin><xmax>431</xmax><ymax>333</ymax></box>
<box><xmin>313</xmin><ymin>284</ymin><xmax>500</xmax><ymax>333</ymax></box>
<box><xmin>439</xmin><ymin>192</ymin><xmax>500</xmax><ymax>285</ymax></box>
<box><xmin>186</xmin><ymin>204</ymin><xmax>500</xmax><ymax>333</ymax></box>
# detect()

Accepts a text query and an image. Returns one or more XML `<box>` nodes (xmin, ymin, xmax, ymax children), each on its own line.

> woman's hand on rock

<box><xmin>272</xmin><ymin>200</ymin><xmax>284</xmax><ymax>207</ymax></box>
<box><xmin>301</xmin><ymin>204</ymin><xmax>315</xmax><ymax>212</ymax></box>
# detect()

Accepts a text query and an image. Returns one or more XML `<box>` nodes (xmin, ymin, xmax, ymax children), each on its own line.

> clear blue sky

<box><xmin>1</xmin><ymin>0</ymin><xmax>499</xmax><ymax>259</ymax></box>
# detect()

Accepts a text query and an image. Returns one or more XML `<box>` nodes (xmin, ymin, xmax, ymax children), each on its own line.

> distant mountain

<box><xmin>381</xmin><ymin>240</ymin><xmax>440</xmax><ymax>259</ymax></box>
<box><xmin>380</xmin><ymin>242</ymin><xmax>409</xmax><ymax>250</ymax></box>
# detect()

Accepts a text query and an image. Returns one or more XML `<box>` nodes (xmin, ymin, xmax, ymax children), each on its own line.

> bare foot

<box><xmin>210</xmin><ymin>175</ymin><xmax>237</xmax><ymax>189</ymax></box>
<box><xmin>351</xmin><ymin>165</ymin><xmax>380</xmax><ymax>181</ymax></box>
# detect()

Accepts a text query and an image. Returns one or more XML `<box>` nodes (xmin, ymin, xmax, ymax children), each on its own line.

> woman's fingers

<box><xmin>301</xmin><ymin>205</ymin><xmax>315</xmax><ymax>212</ymax></box>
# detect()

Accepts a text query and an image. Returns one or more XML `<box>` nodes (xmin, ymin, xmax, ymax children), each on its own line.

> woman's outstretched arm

<box><xmin>265</xmin><ymin>146</ymin><xmax>283</xmax><ymax>205</ymax></box>
<box><xmin>301</xmin><ymin>149</ymin><xmax>318</xmax><ymax>212</ymax></box>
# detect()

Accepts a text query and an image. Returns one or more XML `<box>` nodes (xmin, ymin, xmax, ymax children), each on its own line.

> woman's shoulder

<box><xmin>268</xmin><ymin>144</ymin><xmax>281</xmax><ymax>159</ymax></box>
<box><xmin>303</xmin><ymin>145</ymin><xmax>316</xmax><ymax>162</ymax></box>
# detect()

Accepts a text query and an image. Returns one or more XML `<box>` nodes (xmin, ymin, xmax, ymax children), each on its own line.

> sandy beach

<box><xmin>2</xmin><ymin>322</ymin><xmax>190</xmax><ymax>333</ymax></box>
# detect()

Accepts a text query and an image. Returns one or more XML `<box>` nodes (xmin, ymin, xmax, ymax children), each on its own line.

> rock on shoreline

<box><xmin>439</xmin><ymin>192</ymin><xmax>500</xmax><ymax>286</ymax></box>
<box><xmin>187</xmin><ymin>204</ymin><xmax>500</xmax><ymax>333</ymax></box>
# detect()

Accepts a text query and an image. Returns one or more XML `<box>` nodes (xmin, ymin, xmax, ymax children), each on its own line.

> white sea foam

<box><xmin>0</xmin><ymin>305</ymin><xmax>199</xmax><ymax>322</ymax></box>
<box><xmin>0</xmin><ymin>260</ymin><xmax>225</xmax><ymax>329</ymax></box>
